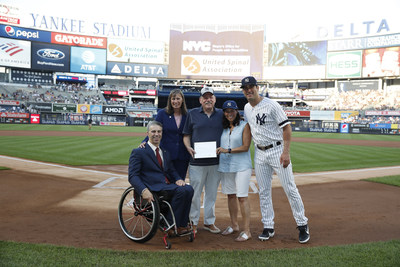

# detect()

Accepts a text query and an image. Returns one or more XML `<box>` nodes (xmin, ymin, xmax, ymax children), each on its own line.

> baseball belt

<box><xmin>256</xmin><ymin>141</ymin><xmax>281</xmax><ymax>151</ymax></box>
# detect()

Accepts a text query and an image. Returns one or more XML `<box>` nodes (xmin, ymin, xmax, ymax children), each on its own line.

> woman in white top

<box><xmin>216</xmin><ymin>100</ymin><xmax>253</xmax><ymax>242</ymax></box>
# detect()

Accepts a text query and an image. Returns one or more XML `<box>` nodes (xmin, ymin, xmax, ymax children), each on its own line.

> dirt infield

<box><xmin>1</xmin><ymin>130</ymin><xmax>400</xmax><ymax>251</ymax></box>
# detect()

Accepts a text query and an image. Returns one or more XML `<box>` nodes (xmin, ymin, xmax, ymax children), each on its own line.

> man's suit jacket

<box><xmin>142</xmin><ymin>109</ymin><xmax>190</xmax><ymax>161</ymax></box>
<box><xmin>128</xmin><ymin>144</ymin><xmax>182</xmax><ymax>194</ymax></box>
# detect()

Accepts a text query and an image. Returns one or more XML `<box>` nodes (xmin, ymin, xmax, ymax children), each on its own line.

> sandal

<box><xmin>221</xmin><ymin>226</ymin><xmax>234</xmax><ymax>236</ymax></box>
<box><xmin>235</xmin><ymin>231</ymin><xmax>252</xmax><ymax>242</ymax></box>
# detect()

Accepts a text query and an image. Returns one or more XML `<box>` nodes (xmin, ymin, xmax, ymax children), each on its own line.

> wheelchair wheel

<box><xmin>118</xmin><ymin>187</ymin><xmax>160</xmax><ymax>243</ymax></box>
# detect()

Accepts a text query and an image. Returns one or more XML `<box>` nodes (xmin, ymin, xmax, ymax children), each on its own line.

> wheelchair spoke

<box><xmin>118</xmin><ymin>187</ymin><xmax>160</xmax><ymax>243</ymax></box>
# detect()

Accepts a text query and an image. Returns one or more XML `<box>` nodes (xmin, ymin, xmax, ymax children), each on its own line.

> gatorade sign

<box><xmin>30</xmin><ymin>114</ymin><xmax>40</xmax><ymax>124</ymax></box>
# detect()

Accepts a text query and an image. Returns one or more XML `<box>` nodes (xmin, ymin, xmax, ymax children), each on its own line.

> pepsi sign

<box><xmin>31</xmin><ymin>42</ymin><xmax>70</xmax><ymax>71</ymax></box>
<box><xmin>0</xmin><ymin>24</ymin><xmax>51</xmax><ymax>42</ymax></box>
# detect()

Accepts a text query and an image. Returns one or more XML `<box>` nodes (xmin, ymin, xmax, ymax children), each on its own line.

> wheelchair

<box><xmin>118</xmin><ymin>186</ymin><xmax>195</xmax><ymax>249</ymax></box>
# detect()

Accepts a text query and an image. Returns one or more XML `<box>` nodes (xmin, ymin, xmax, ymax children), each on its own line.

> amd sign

<box><xmin>102</xmin><ymin>106</ymin><xmax>126</xmax><ymax>115</ymax></box>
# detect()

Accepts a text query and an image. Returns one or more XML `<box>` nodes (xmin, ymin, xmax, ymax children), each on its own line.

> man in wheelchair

<box><xmin>128</xmin><ymin>121</ymin><xmax>194</xmax><ymax>235</ymax></box>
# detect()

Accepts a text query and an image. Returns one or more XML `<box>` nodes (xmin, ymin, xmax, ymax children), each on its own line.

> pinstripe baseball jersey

<box><xmin>244</xmin><ymin>97</ymin><xmax>290</xmax><ymax>145</ymax></box>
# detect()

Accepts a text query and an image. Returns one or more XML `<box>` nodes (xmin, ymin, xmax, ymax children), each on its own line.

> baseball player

<box><xmin>241</xmin><ymin>76</ymin><xmax>310</xmax><ymax>244</ymax></box>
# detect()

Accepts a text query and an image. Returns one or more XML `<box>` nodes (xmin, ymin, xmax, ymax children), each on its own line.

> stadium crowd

<box><xmin>0</xmin><ymin>83</ymin><xmax>105</xmax><ymax>105</ymax></box>
<box><xmin>322</xmin><ymin>89</ymin><xmax>400</xmax><ymax>111</ymax></box>
<box><xmin>1</xmin><ymin>81</ymin><xmax>400</xmax><ymax>125</ymax></box>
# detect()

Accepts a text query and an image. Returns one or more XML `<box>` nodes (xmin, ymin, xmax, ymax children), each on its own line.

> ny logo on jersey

<box><xmin>256</xmin><ymin>113</ymin><xmax>267</xmax><ymax>125</ymax></box>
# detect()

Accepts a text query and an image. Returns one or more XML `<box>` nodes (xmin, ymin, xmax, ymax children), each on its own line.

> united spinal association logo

<box><xmin>0</xmin><ymin>40</ymin><xmax>23</xmax><ymax>56</ymax></box>
<box><xmin>182</xmin><ymin>56</ymin><xmax>201</xmax><ymax>74</ymax></box>
<box><xmin>108</xmin><ymin>43</ymin><xmax>123</xmax><ymax>58</ymax></box>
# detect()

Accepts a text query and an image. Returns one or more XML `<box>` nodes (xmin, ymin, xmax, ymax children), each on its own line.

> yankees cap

<box><xmin>240</xmin><ymin>76</ymin><xmax>257</xmax><ymax>88</ymax></box>
<box><xmin>222</xmin><ymin>100</ymin><xmax>238</xmax><ymax>110</ymax></box>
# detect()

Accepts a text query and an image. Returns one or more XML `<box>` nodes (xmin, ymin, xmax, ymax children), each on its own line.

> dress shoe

<box><xmin>177</xmin><ymin>227</ymin><xmax>190</xmax><ymax>235</ymax></box>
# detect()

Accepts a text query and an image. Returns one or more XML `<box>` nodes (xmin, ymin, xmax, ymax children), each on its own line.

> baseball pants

<box><xmin>254</xmin><ymin>144</ymin><xmax>308</xmax><ymax>229</ymax></box>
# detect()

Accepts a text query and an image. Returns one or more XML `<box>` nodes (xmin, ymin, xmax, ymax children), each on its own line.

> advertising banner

<box><xmin>369</xmin><ymin>123</ymin><xmax>393</xmax><ymax>129</ymax></box>
<box><xmin>284</xmin><ymin>110</ymin><xmax>310</xmax><ymax>117</ymax></box>
<box><xmin>340</xmin><ymin>123</ymin><xmax>349</xmax><ymax>133</ymax></box>
<box><xmin>308</xmin><ymin>128</ymin><xmax>340</xmax><ymax>133</ymax></box>
<box><xmin>0</xmin><ymin>112</ymin><xmax>29</xmax><ymax>118</ymax></box>
<box><xmin>328</xmin><ymin>33</ymin><xmax>400</xmax><ymax>52</ymax></box>
<box><xmin>365</xmin><ymin>110</ymin><xmax>400</xmax><ymax>116</ymax></box>
<box><xmin>0</xmin><ymin>16</ymin><xmax>19</xmax><ymax>25</ymax></box>
<box><xmin>107</xmin><ymin>62</ymin><xmax>168</xmax><ymax>77</ymax></box>
<box><xmin>0</xmin><ymin>100</ymin><xmax>19</xmax><ymax>105</ymax></box>
<box><xmin>107</xmin><ymin>38</ymin><xmax>164</xmax><ymax>64</ymax></box>
<box><xmin>128</xmin><ymin>89</ymin><xmax>157</xmax><ymax>97</ymax></box>
<box><xmin>30</xmin><ymin>114</ymin><xmax>40</xmax><ymax>124</ymax></box>
<box><xmin>0</xmin><ymin>117</ymin><xmax>29</xmax><ymax>123</ymax></box>
<box><xmin>0</xmin><ymin>37</ymin><xmax>30</xmax><ymax>68</ymax></box>
<box><xmin>51</xmin><ymin>32</ymin><xmax>107</xmax><ymax>49</ymax></box>
<box><xmin>90</xmin><ymin>105</ymin><xmax>102</xmax><ymax>114</ymax></box>
<box><xmin>77</xmin><ymin>104</ymin><xmax>90</xmax><ymax>114</ymax></box>
<box><xmin>310</xmin><ymin>110</ymin><xmax>335</xmax><ymax>120</ymax></box>
<box><xmin>169</xmin><ymin>28</ymin><xmax>264</xmax><ymax>79</ymax></box>
<box><xmin>26</xmin><ymin>102</ymin><xmax>52</xmax><ymax>112</ymax></box>
<box><xmin>334</xmin><ymin>111</ymin><xmax>359</xmax><ymax>121</ymax></box>
<box><xmin>0</xmin><ymin>4</ymin><xmax>20</xmax><ymax>25</ymax></box>
<box><xmin>326</xmin><ymin>51</ymin><xmax>362</xmax><ymax>78</ymax></box>
<box><xmin>70</xmin><ymin>46</ymin><xmax>106</xmax><ymax>74</ymax></box>
<box><xmin>99</xmin><ymin>121</ymin><xmax>126</xmax><ymax>126</ymax></box>
<box><xmin>102</xmin><ymin>106</ymin><xmax>126</xmax><ymax>115</ymax></box>
<box><xmin>41</xmin><ymin>113</ymin><xmax>86</xmax><ymax>125</ymax></box>
<box><xmin>0</xmin><ymin>24</ymin><xmax>51</xmax><ymax>42</ymax></box>
<box><xmin>52</xmin><ymin>103</ymin><xmax>76</xmax><ymax>113</ymax></box>
<box><xmin>56</xmin><ymin>75</ymin><xmax>87</xmax><ymax>83</ymax></box>
<box><xmin>31</xmin><ymin>42</ymin><xmax>70</xmax><ymax>72</ymax></box>
<box><xmin>180</xmin><ymin>55</ymin><xmax>250</xmax><ymax>77</ymax></box>
<box><xmin>362</xmin><ymin>46</ymin><xmax>400</xmax><ymax>77</ymax></box>
<box><xmin>128</xmin><ymin>111</ymin><xmax>153</xmax><ymax>118</ymax></box>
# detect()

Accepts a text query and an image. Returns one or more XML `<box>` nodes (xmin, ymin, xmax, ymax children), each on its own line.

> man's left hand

<box><xmin>175</xmin><ymin>179</ymin><xmax>186</xmax><ymax>186</ymax></box>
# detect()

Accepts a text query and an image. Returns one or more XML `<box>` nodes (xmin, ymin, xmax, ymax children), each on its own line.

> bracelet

<box><xmin>228</xmin><ymin>148</ymin><xmax>231</xmax><ymax>153</ymax></box>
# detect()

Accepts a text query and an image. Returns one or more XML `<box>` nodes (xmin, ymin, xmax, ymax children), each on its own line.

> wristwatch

<box><xmin>228</xmin><ymin>148</ymin><xmax>231</xmax><ymax>153</ymax></box>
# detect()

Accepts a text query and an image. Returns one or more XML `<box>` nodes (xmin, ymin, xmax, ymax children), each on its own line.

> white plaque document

<box><xmin>194</xmin><ymin>141</ymin><xmax>217</xmax><ymax>159</ymax></box>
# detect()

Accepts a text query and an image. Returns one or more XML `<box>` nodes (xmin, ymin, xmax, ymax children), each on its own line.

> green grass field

<box><xmin>1</xmin><ymin>239</ymin><xmax>399</xmax><ymax>267</ymax></box>
<box><xmin>1</xmin><ymin>124</ymin><xmax>399</xmax><ymax>172</ymax></box>
<box><xmin>1</xmin><ymin>124</ymin><xmax>400</xmax><ymax>266</ymax></box>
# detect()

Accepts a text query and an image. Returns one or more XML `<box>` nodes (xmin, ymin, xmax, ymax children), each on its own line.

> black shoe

<box><xmin>258</xmin><ymin>228</ymin><xmax>275</xmax><ymax>241</ymax></box>
<box><xmin>297</xmin><ymin>225</ymin><xmax>310</xmax><ymax>243</ymax></box>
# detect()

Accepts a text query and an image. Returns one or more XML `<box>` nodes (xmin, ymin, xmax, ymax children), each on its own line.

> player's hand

<box><xmin>280</xmin><ymin>152</ymin><xmax>291</xmax><ymax>168</ymax></box>
<box><xmin>142</xmin><ymin>188</ymin><xmax>154</xmax><ymax>202</ymax></box>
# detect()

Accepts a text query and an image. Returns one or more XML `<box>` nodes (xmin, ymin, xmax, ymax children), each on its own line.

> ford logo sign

<box><xmin>37</xmin><ymin>49</ymin><xmax>65</xmax><ymax>60</ymax></box>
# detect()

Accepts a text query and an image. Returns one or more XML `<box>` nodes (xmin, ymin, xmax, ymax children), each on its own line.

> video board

<box><xmin>169</xmin><ymin>26</ymin><xmax>264</xmax><ymax>80</ymax></box>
